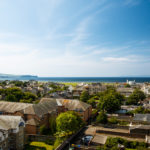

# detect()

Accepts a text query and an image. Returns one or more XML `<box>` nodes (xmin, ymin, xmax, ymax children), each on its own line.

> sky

<box><xmin>0</xmin><ymin>0</ymin><xmax>150</xmax><ymax>77</ymax></box>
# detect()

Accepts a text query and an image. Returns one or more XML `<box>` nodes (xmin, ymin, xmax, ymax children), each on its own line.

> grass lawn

<box><xmin>30</xmin><ymin>142</ymin><xmax>53</xmax><ymax>150</ymax></box>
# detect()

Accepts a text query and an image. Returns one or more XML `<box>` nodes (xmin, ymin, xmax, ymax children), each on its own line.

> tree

<box><xmin>80</xmin><ymin>91</ymin><xmax>89</xmax><ymax>102</ymax></box>
<box><xmin>98</xmin><ymin>89</ymin><xmax>124</xmax><ymax>113</ymax></box>
<box><xmin>87</xmin><ymin>96</ymin><xmax>99</xmax><ymax>108</ymax></box>
<box><xmin>96</xmin><ymin>111</ymin><xmax>108</xmax><ymax>124</ymax></box>
<box><xmin>6</xmin><ymin>94</ymin><xmax>17</xmax><ymax>102</ymax></box>
<box><xmin>126</xmin><ymin>89</ymin><xmax>146</xmax><ymax>105</ymax></box>
<box><xmin>56</xmin><ymin>111</ymin><xmax>84</xmax><ymax>135</ymax></box>
<box><xmin>0</xmin><ymin>87</ymin><xmax>37</xmax><ymax>103</ymax></box>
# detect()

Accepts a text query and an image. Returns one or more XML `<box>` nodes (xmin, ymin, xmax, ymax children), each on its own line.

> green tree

<box><xmin>98</xmin><ymin>89</ymin><xmax>124</xmax><ymax>113</ymax></box>
<box><xmin>96</xmin><ymin>111</ymin><xmax>108</xmax><ymax>124</ymax></box>
<box><xmin>23</xmin><ymin>92</ymin><xmax>37</xmax><ymax>101</ymax></box>
<box><xmin>126</xmin><ymin>89</ymin><xmax>146</xmax><ymax>105</ymax></box>
<box><xmin>87</xmin><ymin>96</ymin><xmax>99</xmax><ymax>108</ymax></box>
<box><xmin>56</xmin><ymin>111</ymin><xmax>84</xmax><ymax>135</ymax></box>
<box><xmin>6</xmin><ymin>94</ymin><xmax>17</xmax><ymax>102</ymax></box>
<box><xmin>80</xmin><ymin>91</ymin><xmax>89</xmax><ymax>102</ymax></box>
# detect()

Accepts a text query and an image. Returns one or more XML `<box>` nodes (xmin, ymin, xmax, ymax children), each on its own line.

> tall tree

<box><xmin>80</xmin><ymin>91</ymin><xmax>89</xmax><ymax>102</ymax></box>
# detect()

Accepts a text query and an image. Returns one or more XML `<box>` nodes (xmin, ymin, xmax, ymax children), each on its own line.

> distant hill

<box><xmin>0</xmin><ymin>73</ymin><xmax>38</xmax><ymax>80</ymax></box>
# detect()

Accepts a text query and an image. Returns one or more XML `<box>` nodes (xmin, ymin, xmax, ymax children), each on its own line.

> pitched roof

<box><xmin>0</xmin><ymin>101</ymin><xmax>32</xmax><ymax>113</ymax></box>
<box><xmin>40</xmin><ymin>98</ymin><xmax>91</xmax><ymax>112</ymax></box>
<box><xmin>0</xmin><ymin>115</ymin><xmax>24</xmax><ymax>130</ymax></box>
<box><xmin>23</xmin><ymin>99</ymin><xmax>58</xmax><ymax>117</ymax></box>
<box><xmin>57</xmin><ymin>99</ymin><xmax>91</xmax><ymax>111</ymax></box>
<box><xmin>0</xmin><ymin>100</ymin><xmax>57</xmax><ymax>117</ymax></box>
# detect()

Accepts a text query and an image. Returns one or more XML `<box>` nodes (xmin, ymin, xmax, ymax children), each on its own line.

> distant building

<box><xmin>141</xmin><ymin>85</ymin><xmax>150</xmax><ymax>96</ymax></box>
<box><xmin>117</xmin><ymin>87</ymin><xmax>134</xmax><ymax>97</ymax></box>
<box><xmin>127</xmin><ymin>80</ymin><xmax>136</xmax><ymax>86</ymax></box>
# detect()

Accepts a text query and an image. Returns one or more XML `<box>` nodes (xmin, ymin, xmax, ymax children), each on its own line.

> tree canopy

<box><xmin>56</xmin><ymin>111</ymin><xmax>84</xmax><ymax>136</ymax></box>
<box><xmin>0</xmin><ymin>87</ymin><xmax>37</xmax><ymax>103</ymax></box>
<box><xmin>98</xmin><ymin>89</ymin><xmax>124</xmax><ymax>113</ymax></box>
<box><xmin>126</xmin><ymin>89</ymin><xmax>146</xmax><ymax>105</ymax></box>
<box><xmin>80</xmin><ymin>91</ymin><xmax>89</xmax><ymax>102</ymax></box>
<box><xmin>96</xmin><ymin>111</ymin><xmax>108</xmax><ymax>124</ymax></box>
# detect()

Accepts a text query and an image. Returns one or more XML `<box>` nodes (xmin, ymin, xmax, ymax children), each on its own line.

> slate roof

<box><xmin>133</xmin><ymin>114</ymin><xmax>150</xmax><ymax>123</ymax></box>
<box><xmin>40</xmin><ymin>98</ymin><xmax>91</xmax><ymax>112</ymax></box>
<box><xmin>0</xmin><ymin>115</ymin><xmax>24</xmax><ymax>130</ymax></box>
<box><xmin>0</xmin><ymin>101</ymin><xmax>32</xmax><ymax>113</ymax></box>
<box><xmin>0</xmin><ymin>100</ymin><xmax>57</xmax><ymax>117</ymax></box>
<box><xmin>0</xmin><ymin>98</ymin><xmax>91</xmax><ymax>118</ymax></box>
<box><xmin>57</xmin><ymin>99</ymin><xmax>91</xmax><ymax>111</ymax></box>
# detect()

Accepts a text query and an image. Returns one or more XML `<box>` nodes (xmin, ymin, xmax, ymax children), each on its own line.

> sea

<box><xmin>0</xmin><ymin>77</ymin><xmax>150</xmax><ymax>83</ymax></box>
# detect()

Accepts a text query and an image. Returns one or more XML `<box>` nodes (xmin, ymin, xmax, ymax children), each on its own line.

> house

<box><xmin>0</xmin><ymin>101</ymin><xmax>57</xmax><ymax>135</ymax></box>
<box><xmin>40</xmin><ymin>98</ymin><xmax>92</xmax><ymax>121</ymax></box>
<box><xmin>57</xmin><ymin>99</ymin><xmax>92</xmax><ymax>121</ymax></box>
<box><xmin>141</xmin><ymin>85</ymin><xmax>150</xmax><ymax>96</ymax></box>
<box><xmin>0</xmin><ymin>98</ymin><xmax>92</xmax><ymax>135</ymax></box>
<box><xmin>117</xmin><ymin>88</ymin><xmax>134</xmax><ymax>97</ymax></box>
<box><xmin>88</xmin><ymin>83</ymin><xmax>106</xmax><ymax>95</ymax></box>
<box><xmin>0</xmin><ymin>115</ymin><xmax>25</xmax><ymax>150</ymax></box>
<box><xmin>127</xmin><ymin>80</ymin><xmax>136</xmax><ymax>86</ymax></box>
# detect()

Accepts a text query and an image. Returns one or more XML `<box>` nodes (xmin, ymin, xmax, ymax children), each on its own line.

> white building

<box><xmin>127</xmin><ymin>80</ymin><xmax>136</xmax><ymax>86</ymax></box>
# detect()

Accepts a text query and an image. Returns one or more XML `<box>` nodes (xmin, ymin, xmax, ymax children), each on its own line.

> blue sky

<box><xmin>0</xmin><ymin>0</ymin><xmax>150</xmax><ymax>77</ymax></box>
